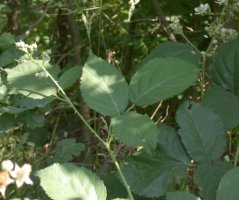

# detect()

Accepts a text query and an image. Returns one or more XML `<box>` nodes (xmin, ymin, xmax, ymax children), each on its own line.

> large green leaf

<box><xmin>141</xmin><ymin>41</ymin><xmax>200</xmax><ymax>66</ymax></box>
<box><xmin>80</xmin><ymin>52</ymin><xmax>129</xmax><ymax>116</ymax></box>
<box><xmin>166</xmin><ymin>191</ymin><xmax>200</xmax><ymax>200</ymax></box>
<box><xmin>176</xmin><ymin>102</ymin><xmax>226</xmax><ymax>162</ymax></box>
<box><xmin>5</xmin><ymin>60</ymin><xmax>60</xmax><ymax>99</ymax></box>
<box><xmin>111</xmin><ymin>112</ymin><xmax>158</xmax><ymax>150</ymax></box>
<box><xmin>210</xmin><ymin>37</ymin><xmax>239</xmax><ymax>96</ymax></box>
<box><xmin>216</xmin><ymin>167</ymin><xmax>239</xmax><ymax>200</ymax></box>
<box><xmin>129</xmin><ymin>57</ymin><xmax>198</xmax><ymax>106</ymax></box>
<box><xmin>58</xmin><ymin>66</ymin><xmax>82</xmax><ymax>89</ymax></box>
<box><xmin>122</xmin><ymin>125</ymin><xmax>190</xmax><ymax>198</ymax></box>
<box><xmin>194</xmin><ymin>161</ymin><xmax>232</xmax><ymax>200</ymax></box>
<box><xmin>202</xmin><ymin>86</ymin><xmax>239</xmax><ymax>130</ymax></box>
<box><xmin>51</xmin><ymin>139</ymin><xmax>85</xmax><ymax>163</ymax></box>
<box><xmin>37</xmin><ymin>163</ymin><xmax>107</xmax><ymax>200</ymax></box>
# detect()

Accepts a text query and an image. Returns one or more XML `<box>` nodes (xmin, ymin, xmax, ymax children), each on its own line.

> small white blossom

<box><xmin>10</xmin><ymin>164</ymin><xmax>33</xmax><ymax>188</ymax></box>
<box><xmin>194</xmin><ymin>3</ymin><xmax>211</xmax><ymax>15</ymax></box>
<box><xmin>1</xmin><ymin>160</ymin><xmax>14</xmax><ymax>172</ymax></box>
<box><xmin>15</xmin><ymin>41</ymin><xmax>37</xmax><ymax>54</ymax></box>
<box><xmin>15</xmin><ymin>40</ymin><xmax>28</xmax><ymax>53</ymax></box>
<box><xmin>35</xmin><ymin>71</ymin><xmax>48</xmax><ymax>79</ymax></box>
<box><xmin>168</xmin><ymin>17</ymin><xmax>183</xmax><ymax>34</ymax></box>
<box><xmin>215</xmin><ymin>0</ymin><xmax>228</xmax><ymax>5</ymax></box>
<box><xmin>0</xmin><ymin>171</ymin><xmax>14</xmax><ymax>198</ymax></box>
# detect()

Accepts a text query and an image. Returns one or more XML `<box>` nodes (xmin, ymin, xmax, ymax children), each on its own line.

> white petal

<box><xmin>24</xmin><ymin>177</ymin><xmax>33</xmax><ymax>185</ymax></box>
<box><xmin>0</xmin><ymin>187</ymin><xmax>6</xmax><ymax>198</ymax></box>
<box><xmin>16</xmin><ymin>179</ymin><xmax>24</xmax><ymax>188</ymax></box>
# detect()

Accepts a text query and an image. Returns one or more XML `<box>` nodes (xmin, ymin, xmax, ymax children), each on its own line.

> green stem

<box><xmin>234</xmin><ymin>142</ymin><xmax>239</xmax><ymax>167</ymax></box>
<box><xmin>180</xmin><ymin>32</ymin><xmax>201</xmax><ymax>55</ymax></box>
<box><xmin>200</xmin><ymin>52</ymin><xmax>206</xmax><ymax>98</ymax></box>
<box><xmin>105</xmin><ymin>143</ymin><xmax>134</xmax><ymax>200</ymax></box>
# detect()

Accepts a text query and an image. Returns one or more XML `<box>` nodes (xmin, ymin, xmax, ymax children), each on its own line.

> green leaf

<box><xmin>80</xmin><ymin>52</ymin><xmax>128</xmax><ymax>116</ymax></box>
<box><xmin>166</xmin><ymin>191</ymin><xmax>200</xmax><ymax>200</ymax></box>
<box><xmin>111</xmin><ymin>112</ymin><xmax>158</xmax><ymax>150</ymax></box>
<box><xmin>37</xmin><ymin>163</ymin><xmax>107</xmax><ymax>200</ymax></box>
<box><xmin>210</xmin><ymin>37</ymin><xmax>239</xmax><ymax>96</ymax></box>
<box><xmin>194</xmin><ymin>161</ymin><xmax>232</xmax><ymax>200</ymax></box>
<box><xmin>14</xmin><ymin>96</ymin><xmax>53</xmax><ymax>109</ymax></box>
<box><xmin>52</xmin><ymin>139</ymin><xmax>85</xmax><ymax>163</ymax></box>
<box><xmin>0</xmin><ymin>106</ymin><xmax>26</xmax><ymax>114</ymax></box>
<box><xmin>202</xmin><ymin>86</ymin><xmax>239</xmax><ymax>130</ymax></box>
<box><xmin>216</xmin><ymin>167</ymin><xmax>239</xmax><ymax>200</ymax></box>
<box><xmin>18</xmin><ymin>111</ymin><xmax>45</xmax><ymax>129</ymax></box>
<box><xmin>0</xmin><ymin>49</ymin><xmax>22</xmax><ymax>68</ymax></box>
<box><xmin>141</xmin><ymin>41</ymin><xmax>200</xmax><ymax>66</ymax></box>
<box><xmin>122</xmin><ymin>125</ymin><xmax>189</xmax><ymax>198</ymax></box>
<box><xmin>6</xmin><ymin>60</ymin><xmax>60</xmax><ymax>99</ymax></box>
<box><xmin>0</xmin><ymin>114</ymin><xmax>15</xmax><ymax>134</ymax></box>
<box><xmin>59</xmin><ymin>66</ymin><xmax>82</xmax><ymax>89</ymax></box>
<box><xmin>0</xmin><ymin>33</ymin><xmax>15</xmax><ymax>50</ymax></box>
<box><xmin>176</xmin><ymin>102</ymin><xmax>226</xmax><ymax>162</ymax></box>
<box><xmin>157</xmin><ymin>124</ymin><xmax>190</xmax><ymax>163</ymax></box>
<box><xmin>101</xmin><ymin>173</ymin><xmax>127</xmax><ymax>200</ymax></box>
<box><xmin>130</xmin><ymin>57</ymin><xmax>198</xmax><ymax>106</ymax></box>
<box><xmin>122</xmin><ymin>151</ymin><xmax>189</xmax><ymax>198</ymax></box>
<box><xmin>28</xmin><ymin>127</ymin><xmax>48</xmax><ymax>146</ymax></box>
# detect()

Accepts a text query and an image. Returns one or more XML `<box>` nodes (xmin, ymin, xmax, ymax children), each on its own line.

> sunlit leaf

<box><xmin>37</xmin><ymin>163</ymin><xmax>107</xmax><ymax>200</ymax></box>
<box><xmin>80</xmin><ymin>51</ymin><xmax>128</xmax><ymax>116</ymax></box>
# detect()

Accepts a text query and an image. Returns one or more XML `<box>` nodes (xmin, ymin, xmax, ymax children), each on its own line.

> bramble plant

<box><xmin>0</xmin><ymin>0</ymin><xmax>239</xmax><ymax>200</ymax></box>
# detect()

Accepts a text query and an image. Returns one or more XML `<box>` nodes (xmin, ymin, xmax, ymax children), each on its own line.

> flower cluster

<box><xmin>15</xmin><ymin>40</ymin><xmax>37</xmax><ymax>54</ymax></box>
<box><xmin>0</xmin><ymin>160</ymin><xmax>33</xmax><ymax>198</ymax></box>
<box><xmin>168</xmin><ymin>16</ymin><xmax>183</xmax><ymax>34</ymax></box>
<box><xmin>194</xmin><ymin>3</ymin><xmax>211</xmax><ymax>15</ymax></box>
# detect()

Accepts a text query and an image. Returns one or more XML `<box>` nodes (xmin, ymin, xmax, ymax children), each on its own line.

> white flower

<box><xmin>10</xmin><ymin>164</ymin><xmax>33</xmax><ymax>188</ymax></box>
<box><xmin>15</xmin><ymin>40</ymin><xmax>28</xmax><ymax>53</ymax></box>
<box><xmin>0</xmin><ymin>171</ymin><xmax>14</xmax><ymax>198</ymax></box>
<box><xmin>1</xmin><ymin>160</ymin><xmax>14</xmax><ymax>172</ymax></box>
<box><xmin>215</xmin><ymin>0</ymin><xmax>228</xmax><ymax>5</ymax></box>
<box><xmin>194</xmin><ymin>3</ymin><xmax>211</xmax><ymax>15</ymax></box>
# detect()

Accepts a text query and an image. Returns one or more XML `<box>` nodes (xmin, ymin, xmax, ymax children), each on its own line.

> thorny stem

<box><xmin>33</xmin><ymin>58</ymin><xmax>135</xmax><ymax>200</ymax></box>
<box><xmin>234</xmin><ymin>141</ymin><xmax>239</xmax><ymax>167</ymax></box>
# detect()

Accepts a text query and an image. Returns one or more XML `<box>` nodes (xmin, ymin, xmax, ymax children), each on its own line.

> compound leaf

<box><xmin>122</xmin><ymin>125</ymin><xmax>190</xmax><ymax>198</ymax></box>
